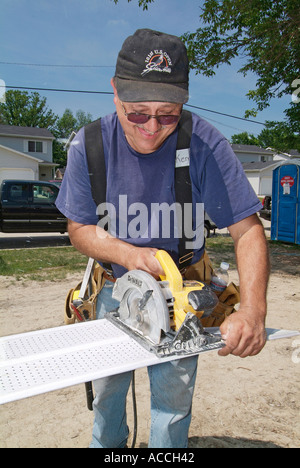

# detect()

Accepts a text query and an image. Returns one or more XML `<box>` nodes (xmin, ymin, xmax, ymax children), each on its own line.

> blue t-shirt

<box><xmin>56</xmin><ymin>112</ymin><xmax>261</xmax><ymax>277</ymax></box>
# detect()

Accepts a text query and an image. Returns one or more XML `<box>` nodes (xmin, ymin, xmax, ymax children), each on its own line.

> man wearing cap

<box><xmin>56</xmin><ymin>29</ymin><xmax>269</xmax><ymax>448</ymax></box>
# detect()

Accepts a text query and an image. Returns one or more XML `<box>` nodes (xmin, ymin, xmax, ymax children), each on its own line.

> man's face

<box><xmin>111</xmin><ymin>79</ymin><xmax>182</xmax><ymax>154</ymax></box>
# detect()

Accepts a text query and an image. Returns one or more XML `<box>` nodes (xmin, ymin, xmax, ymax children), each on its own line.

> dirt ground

<box><xmin>0</xmin><ymin>241</ymin><xmax>300</xmax><ymax>448</ymax></box>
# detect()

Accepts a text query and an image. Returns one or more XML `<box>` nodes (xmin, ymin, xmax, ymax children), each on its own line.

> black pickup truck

<box><xmin>0</xmin><ymin>180</ymin><xmax>67</xmax><ymax>233</ymax></box>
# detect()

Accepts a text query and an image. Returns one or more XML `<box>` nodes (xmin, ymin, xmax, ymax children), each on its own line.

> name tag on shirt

<box><xmin>175</xmin><ymin>148</ymin><xmax>190</xmax><ymax>168</ymax></box>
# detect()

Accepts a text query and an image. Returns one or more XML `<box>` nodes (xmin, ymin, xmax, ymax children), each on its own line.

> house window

<box><xmin>28</xmin><ymin>141</ymin><xmax>43</xmax><ymax>152</ymax></box>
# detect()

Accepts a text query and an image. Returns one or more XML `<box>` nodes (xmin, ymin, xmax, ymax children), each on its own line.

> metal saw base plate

<box><xmin>105</xmin><ymin>310</ymin><xmax>225</xmax><ymax>357</ymax></box>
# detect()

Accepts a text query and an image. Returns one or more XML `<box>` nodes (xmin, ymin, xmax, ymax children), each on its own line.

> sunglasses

<box><xmin>120</xmin><ymin>102</ymin><xmax>181</xmax><ymax>126</ymax></box>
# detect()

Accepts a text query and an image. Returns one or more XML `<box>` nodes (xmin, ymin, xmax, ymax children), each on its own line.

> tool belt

<box><xmin>64</xmin><ymin>252</ymin><xmax>240</xmax><ymax>327</ymax></box>
<box><xmin>64</xmin><ymin>262</ymin><xmax>105</xmax><ymax>324</ymax></box>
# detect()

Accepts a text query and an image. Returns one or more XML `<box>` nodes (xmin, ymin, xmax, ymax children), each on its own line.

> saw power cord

<box><xmin>130</xmin><ymin>370</ymin><xmax>138</xmax><ymax>449</ymax></box>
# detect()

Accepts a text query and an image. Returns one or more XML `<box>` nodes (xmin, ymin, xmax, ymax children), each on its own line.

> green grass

<box><xmin>268</xmin><ymin>240</ymin><xmax>300</xmax><ymax>251</ymax></box>
<box><xmin>0</xmin><ymin>236</ymin><xmax>299</xmax><ymax>282</ymax></box>
<box><xmin>0</xmin><ymin>246</ymin><xmax>88</xmax><ymax>281</ymax></box>
<box><xmin>206</xmin><ymin>235</ymin><xmax>300</xmax><ymax>270</ymax></box>
<box><xmin>206</xmin><ymin>235</ymin><xmax>236</xmax><ymax>268</ymax></box>
<box><xmin>206</xmin><ymin>234</ymin><xmax>300</xmax><ymax>253</ymax></box>
<box><xmin>206</xmin><ymin>235</ymin><xmax>235</xmax><ymax>254</ymax></box>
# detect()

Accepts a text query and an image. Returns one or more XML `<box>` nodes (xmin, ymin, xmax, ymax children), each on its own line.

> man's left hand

<box><xmin>218</xmin><ymin>309</ymin><xmax>267</xmax><ymax>358</ymax></box>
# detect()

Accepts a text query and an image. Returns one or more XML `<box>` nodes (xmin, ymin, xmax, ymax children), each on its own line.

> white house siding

<box><xmin>247</xmin><ymin>173</ymin><xmax>260</xmax><ymax>195</ymax></box>
<box><xmin>38</xmin><ymin>164</ymin><xmax>56</xmax><ymax>181</ymax></box>
<box><xmin>0</xmin><ymin>145</ymin><xmax>41</xmax><ymax>184</ymax></box>
<box><xmin>0</xmin><ymin>125</ymin><xmax>54</xmax><ymax>164</ymax></box>
<box><xmin>247</xmin><ymin>173</ymin><xmax>273</xmax><ymax>197</ymax></box>
<box><xmin>0</xmin><ymin>167</ymin><xmax>35</xmax><ymax>182</ymax></box>
<box><xmin>246</xmin><ymin>170</ymin><xmax>277</xmax><ymax>197</ymax></box>
<box><xmin>237</xmin><ymin>153</ymin><xmax>261</xmax><ymax>163</ymax></box>
<box><xmin>232</xmin><ymin>145</ymin><xmax>274</xmax><ymax>164</ymax></box>
<box><xmin>260</xmin><ymin>175</ymin><xmax>273</xmax><ymax>196</ymax></box>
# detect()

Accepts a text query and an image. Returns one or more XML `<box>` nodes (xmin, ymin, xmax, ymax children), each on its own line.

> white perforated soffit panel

<box><xmin>0</xmin><ymin>320</ymin><xmax>299</xmax><ymax>405</ymax></box>
<box><xmin>0</xmin><ymin>320</ymin><xmax>181</xmax><ymax>405</ymax></box>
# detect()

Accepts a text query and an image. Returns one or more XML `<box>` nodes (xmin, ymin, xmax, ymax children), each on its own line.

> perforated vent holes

<box><xmin>0</xmin><ymin>320</ymin><xmax>164</xmax><ymax>404</ymax></box>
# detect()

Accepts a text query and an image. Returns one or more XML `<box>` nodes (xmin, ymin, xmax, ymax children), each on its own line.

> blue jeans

<box><xmin>90</xmin><ymin>282</ymin><xmax>198</xmax><ymax>448</ymax></box>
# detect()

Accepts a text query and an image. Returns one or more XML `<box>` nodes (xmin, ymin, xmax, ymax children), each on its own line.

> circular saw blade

<box><xmin>125</xmin><ymin>294</ymin><xmax>159</xmax><ymax>342</ymax></box>
<box><xmin>113</xmin><ymin>270</ymin><xmax>170</xmax><ymax>345</ymax></box>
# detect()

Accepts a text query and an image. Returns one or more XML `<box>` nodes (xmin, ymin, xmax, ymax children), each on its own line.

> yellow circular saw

<box><xmin>107</xmin><ymin>250</ymin><xmax>224</xmax><ymax>356</ymax></box>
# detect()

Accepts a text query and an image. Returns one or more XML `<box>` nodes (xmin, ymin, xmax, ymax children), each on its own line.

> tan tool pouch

<box><xmin>64</xmin><ymin>262</ymin><xmax>106</xmax><ymax>324</ymax></box>
<box><xmin>183</xmin><ymin>251</ymin><xmax>240</xmax><ymax>327</ymax></box>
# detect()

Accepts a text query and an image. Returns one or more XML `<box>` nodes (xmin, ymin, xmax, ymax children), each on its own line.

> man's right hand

<box><xmin>123</xmin><ymin>247</ymin><xmax>165</xmax><ymax>278</ymax></box>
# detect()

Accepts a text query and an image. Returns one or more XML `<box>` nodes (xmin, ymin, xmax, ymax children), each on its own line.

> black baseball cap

<box><xmin>114</xmin><ymin>29</ymin><xmax>189</xmax><ymax>104</ymax></box>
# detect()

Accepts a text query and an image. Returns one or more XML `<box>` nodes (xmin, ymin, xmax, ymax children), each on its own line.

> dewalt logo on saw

<box><xmin>127</xmin><ymin>275</ymin><xmax>143</xmax><ymax>288</ymax></box>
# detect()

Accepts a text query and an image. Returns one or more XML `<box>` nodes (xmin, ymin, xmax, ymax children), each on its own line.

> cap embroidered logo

<box><xmin>142</xmin><ymin>50</ymin><xmax>172</xmax><ymax>76</ymax></box>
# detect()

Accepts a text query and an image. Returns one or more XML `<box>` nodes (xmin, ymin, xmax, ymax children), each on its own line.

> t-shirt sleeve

<box><xmin>55</xmin><ymin>128</ymin><xmax>99</xmax><ymax>225</ymax></box>
<box><xmin>190</xmin><ymin>125</ymin><xmax>262</xmax><ymax>229</ymax></box>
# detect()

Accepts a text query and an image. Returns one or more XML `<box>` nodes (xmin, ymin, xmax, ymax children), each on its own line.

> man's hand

<box><xmin>219</xmin><ymin>214</ymin><xmax>269</xmax><ymax>358</ymax></box>
<box><xmin>123</xmin><ymin>247</ymin><xmax>165</xmax><ymax>278</ymax></box>
<box><xmin>218</xmin><ymin>308</ymin><xmax>267</xmax><ymax>358</ymax></box>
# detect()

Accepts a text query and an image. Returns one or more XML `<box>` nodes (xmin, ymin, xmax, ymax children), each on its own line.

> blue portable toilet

<box><xmin>271</xmin><ymin>162</ymin><xmax>300</xmax><ymax>245</ymax></box>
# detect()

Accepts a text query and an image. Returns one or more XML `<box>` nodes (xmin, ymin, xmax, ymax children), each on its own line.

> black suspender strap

<box><xmin>174</xmin><ymin>110</ymin><xmax>194</xmax><ymax>268</ymax></box>
<box><xmin>85</xmin><ymin>119</ymin><xmax>111</xmax><ymax>271</ymax></box>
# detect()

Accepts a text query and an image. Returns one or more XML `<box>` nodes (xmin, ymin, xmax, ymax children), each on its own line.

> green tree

<box><xmin>0</xmin><ymin>90</ymin><xmax>95</xmax><ymax>167</ymax></box>
<box><xmin>231</xmin><ymin>132</ymin><xmax>259</xmax><ymax>146</ymax></box>
<box><xmin>182</xmin><ymin>0</ymin><xmax>299</xmax><ymax>126</ymax></box>
<box><xmin>56</xmin><ymin>108</ymin><xmax>93</xmax><ymax>138</ymax></box>
<box><xmin>231</xmin><ymin>121</ymin><xmax>300</xmax><ymax>152</ymax></box>
<box><xmin>54</xmin><ymin>109</ymin><xmax>93</xmax><ymax>167</ymax></box>
<box><xmin>113</xmin><ymin>0</ymin><xmax>300</xmax><ymax>128</ymax></box>
<box><xmin>53</xmin><ymin>140</ymin><xmax>67</xmax><ymax>168</ymax></box>
<box><xmin>257</xmin><ymin>121</ymin><xmax>300</xmax><ymax>152</ymax></box>
<box><xmin>56</xmin><ymin>108</ymin><xmax>77</xmax><ymax>138</ymax></box>
<box><xmin>75</xmin><ymin>109</ymin><xmax>93</xmax><ymax>130</ymax></box>
<box><xmin>0</xmin><ymin>90</ymin><xmax>58</xmax><ymax>130</ymax></box>
<box><xmin>112</xmin><ymin>0</ymin><xmax>154</xmax><ymax>10</ymax></box>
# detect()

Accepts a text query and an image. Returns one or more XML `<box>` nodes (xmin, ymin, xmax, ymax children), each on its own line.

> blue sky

<box><xmin>0</xmin><ymin>0</ymin><xmax>290</xmax><ymax>140</ymax></box>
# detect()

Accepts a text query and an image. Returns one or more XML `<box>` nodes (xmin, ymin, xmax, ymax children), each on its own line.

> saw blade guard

<box><xmin>112</xmin><ymin>270</ymin><xmax>170</xmax><ymax>344</ymax></box>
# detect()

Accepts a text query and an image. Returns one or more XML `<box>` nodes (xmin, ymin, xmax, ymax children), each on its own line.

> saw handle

<box><xmin>155</xmin><ymin>250</ymin><xmax>183</xmax><ymax>293</ymax></box>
